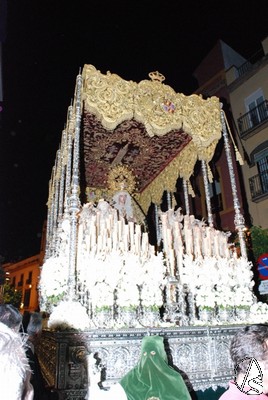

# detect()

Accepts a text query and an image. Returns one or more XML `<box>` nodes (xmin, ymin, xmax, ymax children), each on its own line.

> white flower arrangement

<box><xmin>250</xmin><ymin>302</ymin><xmax>268</xmax><ymax>323</ymax></box>
<box><xmin>48</xmin><ymin>300</ymin><xmax>90</xmax><ymax>331</ymax></box>
<box><xmin>191</xmin><ymin>256</ymin><xmax>257</xmax><ymax>312</ymax></box>
<box><xmin>90</xmin><ymin>282</ymin><xmax>114</xmax><ymax>311</ymax></box>
<box><xmin>76</xmin><ymin>245</ymin><xmax>166</xmax><ymax>315</ymax></box>
<box><xmin>116</xmin><ymin>283</ymin><xmax>140</xmax><ymax>309</ymax></box>
<box><xmin>139</xmin><ymin>253</ymin><xmax>166</xmax><ymax>310</ymax></box>
<box><xmin>39</xmin><ymin>256</ymin><xmax>69</xmax><ymax>311</ymax></box>
<box><xmin>39</xmin><ymin>201</ymin><xmax>261</xmax><ymax>329</ymax></box>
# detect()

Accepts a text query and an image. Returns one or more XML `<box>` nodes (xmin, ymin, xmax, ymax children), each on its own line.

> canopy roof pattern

<box><xmin>81</xmin><ymin>65</ymin><xmax>222</xmax><ymax>211</ymax></box>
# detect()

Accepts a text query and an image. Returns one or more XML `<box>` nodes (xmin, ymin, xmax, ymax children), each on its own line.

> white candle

<box><xmin>96</xmin><ymin>210</ymin><xmax>100</xmax><ymax>235</ymax></box>
<box><xmin>206</xmin><ymin>227</ymin><xmax>212</xmax><ymax>257</ymax></box>
<box><xmin>107</xmin><ymin>236</ymin><xmax>112</xmax><ymax>252</ymax></box>
<box><xmin>129</xmin><ymin>221</ymin><xmax>134</xmax><ymax>248</ymax></box>
<box><xmin>193</xmin><ymin>224</ymin><xmax>202</xmax><ymax>258</ymax></box>
<box><xmin>141</xmin><ymin>232</ymin><xmax>148</xmax><ymax>255</ymax></box>
<box><xmin>169</xmin><ymin>249</ymin><xmax>175</xmax><ymax>276</ymax></box>
<box><xmin>117</xmin><ymin>219</ymin><xmax>122</xmax><ymax>241</ymax></box>
<box><xmin>97</xmin><ymin>234</ymin><xmax>102</xmax><ymax>252</ymax></box>
<box><xmin>213</xmin><ymin>230</ymin><xmax>220</xmax><ymax>258</ymax></box>
<box><xmin>166</xmin><ymin>228</ymin><xmax>172</xmax><ymax>250</ymax></box>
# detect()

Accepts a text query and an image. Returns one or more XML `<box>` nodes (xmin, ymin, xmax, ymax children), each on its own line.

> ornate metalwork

<box><xmin>183</xmin><ymin>179</ymin><xmax>190</xmax><ymax>215</ymax></box>
<box><xmin>201</xmin><ymin>160</ymin><xmax>213</xmax><ymax>227</ymax></box>
<box><xmin>68</xmin><ymin>73</ymin><xmax>83</xmax><ymax>300</ymax></box>
<box><xmin>82</xmin><ymin>64</ymin><xmax>222</xmax><ymax>142</ymax></box>
<box><xmin>221</xmin><ymin>110</ymin><xmax>247</xmax><ymax>258</ymax></box>
<box><xmin>167</xmin><ymin>191</ymin><xmax>172</xmax><ymax>210</ymax></box>
<box><xmin>38</xmin><ymin>326</ymin><xmax>240</xmax><ymax>398</ymax></box>
<box><xmin>64</xmin><ymin>105</ymin><xmax>74</xmax><ymax>216</ymax></box>
<box><xmin>58</xmin><ymin>130</ymin><xmax>67</xmax><ymax>221</ymax></box>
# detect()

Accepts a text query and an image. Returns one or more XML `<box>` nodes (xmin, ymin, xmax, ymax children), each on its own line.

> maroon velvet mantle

<box><xmin>82</xmin><ymin>112</ymin><xmax>192</xmax><ymax>194</ymax></box>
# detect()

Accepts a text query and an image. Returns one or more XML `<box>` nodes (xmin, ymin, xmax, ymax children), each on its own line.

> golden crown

<box><xmin>107</xmin><ymin>164</ymin><xmax>136</xmax><ymax>195</ymax></box>
<box><xmin>148</xmin><ymin>71</ymin><xmax>165</xmax><ymax>83</ymax></box>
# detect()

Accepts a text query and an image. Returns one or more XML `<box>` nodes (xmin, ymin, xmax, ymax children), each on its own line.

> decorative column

<box><xmin>201</xmin><ymin>160</ymin><xmax>213</xmax><ymax>227</ymax></box>
<box><xmin>58</xmin><ymin>129</ymin><xmax>67</xmax><ymax>221</ymax></box>
<box><xmin>54</xmin><ymin>130</ymin><xmax>68</xmax><ymax>256</ymax></box>
<box><xmin>68</xmin><ymin>73</ymin><xmax>83</xmax><ymax>300</ymax></box>
<box><xmin>52</xmin><ymin>149</ymin><xmax>61</xmax><ymax>256</ymax></box>
<box><xmin>64</xmin><ymin>104</ymin><xmax>74</xmax><ymax>215</ymax></box>
<box><xmin>49</xmin><ymin>165</ymin><xmax>57</xmax><ymax>256</ymax></box>
<box><xmin>221</xmin><ymin>110</ymin><xmax>247</xmax><ymax>258</ymax></box>
<box><xmin>183</xmin><ymin>179</ymin><xmax>190</xmax><ymax>215</ymax></box>
<box><xmin>155</xmin><ymin>204</ymin><xmax>161</xmax><ymax>248</ymax></box>
<box><xmin>45</xmin><ymin>177</ymin><xmax>53</xmax><ymax>260</ymax></box>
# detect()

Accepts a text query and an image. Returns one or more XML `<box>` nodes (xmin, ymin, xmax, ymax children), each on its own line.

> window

<box><xmin>208</xmin><ymin>179</ymin><xmax>223</xmax><ymax>213</ymax></box>
<box><xmin>24</xmin><ymin>289</ymin><xmax>31</xmax><ymax>308</ymax></box>
<box><xmin>26</xmin><ymin>271</ymin><xmax>32</xmax><ymax>284</ymax></box>
<box><xmin>254</xmin><ymin>149</ymin><xmax>268</xmax><ymax>194</ymax></box>
<box><xmin>245</xmin><ymin>89</ymin><xmax>267</xmax><ymax>128</ymax></box>
<box><xmin>18</xmin><ymin>273</ymin><xmax>24</xmax><ymax>287</ymax></box>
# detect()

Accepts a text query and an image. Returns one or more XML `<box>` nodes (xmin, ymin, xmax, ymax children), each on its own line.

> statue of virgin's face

<box><xmin>119</xmin><ymin>193</ymin><xmax>127</xmax><ymax>205</ymax></box>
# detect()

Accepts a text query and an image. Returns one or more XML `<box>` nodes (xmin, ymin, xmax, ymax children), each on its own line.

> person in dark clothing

<box><xmin>0</xmin><ymin>303</ymin><xmax>23</xmax><ymax>333</ymax></box>
<box><xmin>24</xmin><ymin>312</ymin><xmax>57</xmax><ymax>400</ymax></box>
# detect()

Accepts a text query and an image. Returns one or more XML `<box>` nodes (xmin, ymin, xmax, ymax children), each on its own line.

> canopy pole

<box><xmin>221</xmin><ymin>108</ymin><xmax>247</xmax><ymax>258</ymax></box>
<box><xmin>201</xmin><ymin>160</ymin><xmax>214</xmax><ymax>227</ymax></box>
<box><xmin>183</xmin><ymin>179</ymin><xmax>190</xmax><ymax>215</ymax></box>
<box><xmin>167</xmin><ymin>191</ymin><xmax>172</xmax><ymax>210</ymax></box>
<box><xmin>68</xmin><ymin>73</ymin><xmax>83</xmax><ymax>300</ymax></box>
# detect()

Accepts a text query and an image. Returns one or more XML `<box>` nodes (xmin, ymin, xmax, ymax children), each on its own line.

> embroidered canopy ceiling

<box><xmin>81</xmin><ymin>65</ymin><xmax>222</xmax><ymax>212</ymax></box>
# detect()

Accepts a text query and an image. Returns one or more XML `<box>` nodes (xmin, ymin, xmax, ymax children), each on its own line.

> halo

<box><xmin>107</xmin><ymin>164</ymin><xmax>136</xmax><ymax>195</ymax></box>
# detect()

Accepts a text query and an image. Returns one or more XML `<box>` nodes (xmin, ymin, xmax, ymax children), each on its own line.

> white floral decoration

<box><xmin>40</xmin><ymin>200</ymin><xmax>264</xmax><ymax>329</ymax></box>
<box><xmin>48</xmin><ymin>300</ymin><xmax>90</xmax><ymax>331</ymax></box>
<box><xmin>249</xmin><ymin>302</ymin><xmax>268</xmax><ymax>324</ymax></box>
<box><xmin>39</xmin><ymin>256</ymin><xmax>69</xmax><ymax>311</ymax></box>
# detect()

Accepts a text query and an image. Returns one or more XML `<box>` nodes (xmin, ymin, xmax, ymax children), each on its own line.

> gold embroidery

<box><xmin>82</xmin><ymin>64</ymin><xmax>221</xmax><ymax>146</ymax></box>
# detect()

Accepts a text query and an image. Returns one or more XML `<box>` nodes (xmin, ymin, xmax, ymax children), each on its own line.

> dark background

<box><xmin>0</xmin><ymin>0</ymin><xmax>268</xmax><ymax>261</ymax></box>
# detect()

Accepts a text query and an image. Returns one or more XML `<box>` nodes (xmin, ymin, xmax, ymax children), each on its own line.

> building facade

<box><xmin>226</xmin><ymin>36</ymin><xmax>268</xmax><ymax>228</ymax></box>
<box><xmin>2</xmin><ymin>221</ymin><xmax>46</xmax><ymax>312</ymax></box>
<box><xmin>192</xmin><ymin>40</ymin><xmax>246</xmax><ymax>232</ymax></box>
<box><xmin>3</xmin><ymin>254</ymin><xmax>41</xmax><ymax>312</ymax></box>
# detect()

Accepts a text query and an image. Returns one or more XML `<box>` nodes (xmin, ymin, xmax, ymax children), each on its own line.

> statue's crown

<box><xmin>149</xmin><ymin>71</ymin><xmax>165</xmax><ymax>83</ymax></box>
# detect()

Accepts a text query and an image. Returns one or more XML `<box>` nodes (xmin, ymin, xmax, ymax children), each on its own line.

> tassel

<box><xmin>234</xmin><ymin>146</ymin><xmax>244</xmax><ymax>165</ymax></box>
<box><xmin>187</xmin><ymin>180</ymin><xmax>195</xmax><ymax>198</ymax></box>
<box><xmin>206</xmin><ymin>162</ymin><xmax>214</xmax><ymax>183</ymax></box>
<box><xmin>224</xmin><ymin>112</ymin><xmax>244</xmax><ymax>166</ymax></box>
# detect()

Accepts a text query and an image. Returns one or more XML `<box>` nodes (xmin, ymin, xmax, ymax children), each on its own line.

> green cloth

<box><xmin>120</xmin><ymin>335</ymin><xmax>191</xmax><ymax>400</ymax></box>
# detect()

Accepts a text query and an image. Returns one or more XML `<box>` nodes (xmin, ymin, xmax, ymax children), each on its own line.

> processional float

<box><xmin>38</xmin><ymin>66</ymin><xmax>268</xmax><ymax>399</ymax></box>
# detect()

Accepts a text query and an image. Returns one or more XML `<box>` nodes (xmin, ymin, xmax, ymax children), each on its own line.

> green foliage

<box><xmin>250</xmin><ymin>225</ymin><xmax>268</xmax><ymax>261</ymax></box>
<box><xmin>2</xmin><ymin>283</ymin><xmax>22</xmax><ymax>308</ymax></box>
<box><xmin>95</xmin><ymin>305</ymin><xmax>112</xmax><ymax>312</ymax></box>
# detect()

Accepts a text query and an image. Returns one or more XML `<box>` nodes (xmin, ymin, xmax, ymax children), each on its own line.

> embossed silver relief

<box><xmin>38</xmin><ymin>327</ymin><xmax>236</xmax><ymax>395</ymax></box>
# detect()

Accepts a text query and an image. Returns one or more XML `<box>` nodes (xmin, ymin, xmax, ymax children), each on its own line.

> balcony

<box><xmin>238</xmin><ymin>100</ymin><xmax>268</xmax><ymax>139</ymax></box>
<box><xmin>236</xmin><ymin>48</ymin><xmax>264</xmax><ymax>79</ymax></box>
<box><xmin>249</xmin><ymin>171</ymin><xmax>268</xmax><ymax>202</ymax></box>
<box><xmin>237</xmin><ymin>60</ymin><xmax>253</xmax><ymax>77</ymax></box>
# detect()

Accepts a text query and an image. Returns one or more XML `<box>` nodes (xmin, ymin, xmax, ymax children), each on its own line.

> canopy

<box><xmin>81</xmin><ymin>65</ymin><xmax>222</xmax><ymax>212</ymax></box>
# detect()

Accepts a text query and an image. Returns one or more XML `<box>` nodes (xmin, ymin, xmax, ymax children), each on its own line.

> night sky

<box><xmin>1</xmin><ymin>0</ymin><xmax>268</xmax><ymax>261</ymax></box>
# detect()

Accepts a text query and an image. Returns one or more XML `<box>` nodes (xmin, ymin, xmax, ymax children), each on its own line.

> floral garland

<box><xmin>39</xmin><ymin>256</ymin><xmax>69</xmax><ymax>311</ymax></box>
<box><xmin>39</xmin><ymin>198</ymin><xmax>267</xmax><ymax>329</ymax></box>
<box><xmin>79</xmin><ymin>249</ymin><xmax>166</xmax><ymax>312</ymax></box>
<box><xmin>183</xmin><ymin>255</ymin><xmax>256</xmax><ymax>312</ymax></box>
<box><xmin>48</xmin><ymin>300</ymin><xmax>90</xmax><ymax>331</ymax></box>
